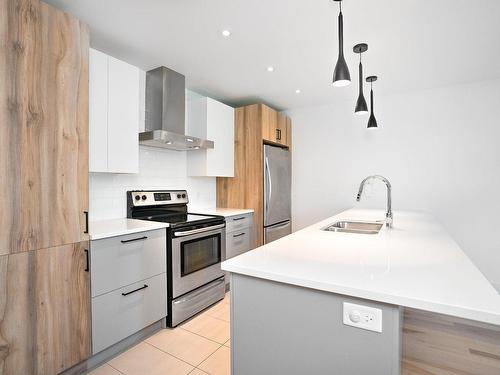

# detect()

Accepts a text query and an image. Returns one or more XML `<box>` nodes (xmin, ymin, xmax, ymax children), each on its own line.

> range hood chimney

<box><xmin>139</xmin><ymin>66</ymin><xmax>214</xmax><ymax>151</ymax></box>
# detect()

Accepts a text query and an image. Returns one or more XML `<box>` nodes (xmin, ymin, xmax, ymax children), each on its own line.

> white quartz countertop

<box><xmin>222</xmin><ymin>208</ymin><xmax>500</xmax><ymax>325</ymax></box>
<box><xmin>89</xmin><ymin>218</ymin><xmax>169</xmax><ymax>240</ymax></box>
<box><xmin>189</xmin><ymin>207</ymin><xmax>254</xmax><ymax>218</ymax></box>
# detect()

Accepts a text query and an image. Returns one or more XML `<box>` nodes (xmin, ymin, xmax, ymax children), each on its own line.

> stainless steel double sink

<box><xmin>322</xmin><ymin>220</ymin><xmax>384</xmax><ymax>235</ymax></box>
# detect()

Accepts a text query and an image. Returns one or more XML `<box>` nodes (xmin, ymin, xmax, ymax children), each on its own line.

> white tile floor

<box><xmin>88</xmin><ymin>294</ymin><xmax>231</xmax><ymax>375</ymax></box>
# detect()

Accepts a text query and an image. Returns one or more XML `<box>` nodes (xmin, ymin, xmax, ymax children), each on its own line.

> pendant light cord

<box><xmin>371</xmin><ymin>84</ymin><xmax>374</xmax><ymax>113</ymax></box>
<box><xmin>359</xmin><ymin>53</ymin><xmax>363</xmax><ymax>93</ymax></box>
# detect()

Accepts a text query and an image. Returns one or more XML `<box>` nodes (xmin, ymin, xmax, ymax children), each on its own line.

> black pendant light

<box><xmin>332</xmin><ymin>0</ymin><xmax>351</xmax><ymax>87</ymax></box>
<box><xmin>353</xmin><ymin>43</ymin><xmax>368</xmax><ymax>115</ymax></box>
<box><xmin>366</xmin><ymin>75</ymin><xmax>378</xmax><ymax>128</ymax></box>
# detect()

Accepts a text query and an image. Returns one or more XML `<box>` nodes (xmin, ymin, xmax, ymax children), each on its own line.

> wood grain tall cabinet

<box><xmin>0</xmin><ymin>0</ymin><xmax>91</xmax><ymax>374</ymax></box>
<box><xmin>217</xmin><ymin>104</ymin><xmax>292</xmax><ymax>248</ymax></box>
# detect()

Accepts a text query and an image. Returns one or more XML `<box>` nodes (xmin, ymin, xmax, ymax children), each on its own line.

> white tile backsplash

<box><xmin>89</xmin><ymin>146</ymin><xmax>216</xmax><ymax>221</ymax></box>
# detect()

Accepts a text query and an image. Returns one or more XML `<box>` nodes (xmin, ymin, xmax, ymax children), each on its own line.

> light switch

<box><xmin>343</xmin><ymin>302</ymin><xmax>382</xmax><ymax>333</ymax></box>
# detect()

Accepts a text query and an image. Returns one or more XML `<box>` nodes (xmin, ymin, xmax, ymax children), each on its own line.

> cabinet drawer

<box><xmin>91</xmin><ymin>229</ymin><xmax>166</xmax><ymax>297</ymax></box>
<box><xmin>92</xmin><ymin>273</ymin><xmax>167</xmax><ymax>354</ymax></box>
<box><xmin>226</xmin><ymin>229</ymin><xmax>251</xmax><ymax>260</ymax></box>
<box><xmin>225</xmin><ymin>213</ymin><xmax>253</xmax><ymax>233</ymax></box>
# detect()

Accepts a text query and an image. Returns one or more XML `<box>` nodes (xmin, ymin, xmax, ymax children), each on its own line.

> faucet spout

<box><xmin>356</xmin><ymin>175</ymin><xmax>393</xmax><ymax>228</ymax></box>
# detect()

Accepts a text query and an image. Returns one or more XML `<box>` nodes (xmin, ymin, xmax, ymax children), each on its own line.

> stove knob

<box><xmin>141</xmin><ymin>195</ymin><xmax>147</xmax><ymax>201</ymax></box>
<box><xmin>182</xmin><ymin>193</ymin><xmax>186</xmax><ymax>198</ymax></box>
<box><xmin>177</xmin><ymin>194</ymin><xmax>182</xmax><ymax>199</ymax></box>
<box><xmin>135</xmin><ymin>195</ymin><xmax>141</xmax><ymax>201</ymax></box>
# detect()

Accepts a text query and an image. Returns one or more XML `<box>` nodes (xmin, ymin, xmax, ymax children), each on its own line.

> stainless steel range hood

<box><xmin>139</xmin><ymin>66</ymin><xmax>214</xmax><ymax>151</ymax></box>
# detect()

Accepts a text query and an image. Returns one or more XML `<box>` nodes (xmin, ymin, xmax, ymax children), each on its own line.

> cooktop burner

<box><xmin>139</xmin><ymin>213</ymin><xmax>221</xmax><ymax>227</ymax></box>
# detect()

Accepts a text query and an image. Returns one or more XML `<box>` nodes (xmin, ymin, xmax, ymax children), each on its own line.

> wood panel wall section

<box><xmin>402</xmin><ymin>308</ymin><xmax>500</xmax><ymax>375</ymax></box>
<box><xmin>217</xmin><ymin>104</ymin><xmax>292</xmax><ymax>247</ymax></box>
<box><xmin>0</xmin><ymin>242</ymin><xmax>91</xmax><ymax>375</ymax></box>
<box><xmin>0</xmin><ymin>0</ymin><xmax>89</xmax><ymax>256</ymax></box>
<box><xmin>217</xmin><ymin>104</ymin><xmax>264</xmax><ymax>247</ymax></box>
<box><xmin>0</xmin><ymin>1</ymin><xmax>91</xmax><ymax>374</ymax></box>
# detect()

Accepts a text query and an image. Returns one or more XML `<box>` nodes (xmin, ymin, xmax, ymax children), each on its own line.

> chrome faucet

<box><xmin>356</xmin><ymin>175</ymin><xmax>393</xmax><ymax>228</ymax></box>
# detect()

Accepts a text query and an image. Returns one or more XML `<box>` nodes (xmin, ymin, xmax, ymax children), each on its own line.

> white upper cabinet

<box><xmin>186</xmin><ymin>96</ymin><xmax>235</xmax><ymax>177</ymax></box>
<box><xmin>89</xmin><ymin>49</ymin><xmax>108</xmax><ymax>172</ymax></box>
<box><xmin>89</xmin><ymin>49</ymin><xmax>139</xmax><ymax>173</ymax></box>
<box><xmin>107</xmin><ymin>56</ymin><xmax>139</xmax><ymax>173</ymax></box>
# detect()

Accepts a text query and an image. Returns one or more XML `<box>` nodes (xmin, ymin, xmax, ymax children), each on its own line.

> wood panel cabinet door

<box><xmin>0</xmin><ymin>0</ymin><xmax>90</xmax><ymax>255</ymax></box>
<box><xmin>0</xmin><ymin>241</ymin><xmax>91</xmax><ymax>375</ymax></box>
<box><xmin>276</xmin><ymin>113</ymin><xmax>288</xmax><ymax>147</ymax></box>
<box><xmin>261</xmin><ymin>105</ymin><xmax>289</xmax><ymax>147</ymax></box>
<box><xmin>284</xmin><ymin>116</ymin><xmax>292</xmax><ymax>148</ymax></box>
<box><xmin>261</xmin><ymin>105</ymin><xmax>279</xmax><ymax>144</ymax></box>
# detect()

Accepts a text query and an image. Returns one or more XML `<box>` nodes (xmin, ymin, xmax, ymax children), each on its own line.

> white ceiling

<box><xmin>46</xmin><ymin>0</ymin><xmax>500</xmax><ymax>110</ymax></box>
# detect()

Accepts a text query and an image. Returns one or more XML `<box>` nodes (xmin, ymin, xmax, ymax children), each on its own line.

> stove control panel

<box><xmin>129</xmin><ymin>190</ymin><xmax>189</xmax><ymax>206</ymax></box>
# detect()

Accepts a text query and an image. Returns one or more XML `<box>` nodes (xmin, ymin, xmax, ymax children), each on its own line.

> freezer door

<box><xmin>264</xmin><ymin>145</ymin><xmax>291</xmax><ymax>226</ymax></box>
<box><xmin>264</xmin><ymin>221</ymin><xmax>291</xmax><ymax>244</ymax></box>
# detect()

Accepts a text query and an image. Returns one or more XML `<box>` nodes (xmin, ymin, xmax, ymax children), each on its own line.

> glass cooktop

<box><xmin>149</xmin><ymin>213</ymin><xmax>217</xmax><ymax>224</ymax></box>
<box><xmin>136</xmin><ymin>212</ymin><xmax>223</xmax><ymax>228</ymax></box>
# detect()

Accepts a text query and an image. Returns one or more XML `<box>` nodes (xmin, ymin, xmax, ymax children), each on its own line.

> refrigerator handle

<box><xmin>268</xmin><ymin>221</ymin><xmax>290</xmax><ymax>230</ymax></box>
<box><xmin>265</xmin><ymin>156</ymin><xmax>272</xmax><ymax>217</ymax></box>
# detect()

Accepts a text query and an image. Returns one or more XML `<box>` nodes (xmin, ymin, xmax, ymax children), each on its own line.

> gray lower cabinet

<box><xmin>90</xmin><ymin>229</ymin><xmax>167</xmax><ymax>354</ymax></box>
<box><xmin>92</xmin><ymin>273</ymin><xmax>167</xmax><ymax>354</ymax></box>
<box><xmin>226</xmin><ymin>228</ymin><xmax>251</xmax><ymax>259</ymax></box>
<box><xmin>230</xmin><ymin>274</ymin><xmax>401</xmax><ymax>375</ymax></box>
<box><xmin>225</xmin><ymin>213</ymin><xmax>253</xmax><ymax>285</ymax></box>
<box><xmin>225</xmin><ymin>213</ymin><xmax>253</xmax><ymax>234</ymax></box>
<box><xmin>91</xmin><ymin>229</ymin><xmax>166</xmax><ymax>297</ymax></box>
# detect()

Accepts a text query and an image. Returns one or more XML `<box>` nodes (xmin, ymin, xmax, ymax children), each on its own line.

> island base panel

<box><xmin>230</xmin><ymin>274</ymin><xmax>401</xmax><ymax>375</ymax></box>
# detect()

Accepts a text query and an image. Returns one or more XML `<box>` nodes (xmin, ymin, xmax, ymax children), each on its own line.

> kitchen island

<box><xmin>222</xmin><ymin>209</ymin><xmax>500</xmax><ymax>375</ymax></box>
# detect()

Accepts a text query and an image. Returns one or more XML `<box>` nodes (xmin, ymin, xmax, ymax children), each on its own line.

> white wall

<box><xmin>287</xmin><ymin>79</ymin><xmax>500</xmax><ymax>287</ymax></box>
<box><xmin>89</xmin><ymin>146</ymin><xmax>216</xmax><ymax>221</ymax></box>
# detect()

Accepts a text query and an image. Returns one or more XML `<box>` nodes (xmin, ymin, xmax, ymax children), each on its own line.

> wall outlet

<box><xmin>343</xmin><ymin>302</ymin><xmax>382</xmax><ymax>333</ymax></box>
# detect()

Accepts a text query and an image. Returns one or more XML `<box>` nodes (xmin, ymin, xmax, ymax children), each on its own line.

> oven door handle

<box><xmin>173</xmin><ymin>223</ymin><xmax>225</xmax><ymax>237</ymax></box>
<box><xmin>172</xmin><ymin>278</ymin><xmax>225</xmax><ymax>305</ymax></box>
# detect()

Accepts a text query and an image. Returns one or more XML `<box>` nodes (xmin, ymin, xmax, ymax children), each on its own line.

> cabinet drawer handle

<box><xmin>84</xmin><ymin>211</ymin><xmax>89</xmax><ymax>234</ymax></box>
<box><xmin>122</xmin><ymin>284</ymin><xmax>148</xmax><ymax>296</ymax></box>
<box><xmin>84</xmin><ymin>249</ymin><xmax>89</xmax><ymax>272</ymax></box>
<box><xmin>233</xmin><ymin>232</ymin><xmax>246</xmax><ymax>238</ymax></box>
<box><xmin>232</xmin><ymin>217</ymin><xmax>245</xmax><ymax>221</ymax></box>
<box><xmin>121</xmin><ymin>236</ymin><xmax>148</xmax><ymax>243</ymax></box>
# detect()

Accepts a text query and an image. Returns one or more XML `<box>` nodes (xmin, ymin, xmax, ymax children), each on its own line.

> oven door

<box><xmin>171</xmin><ymin>223</ymin><xmax>226</xmax><ymax>298</ymax></box>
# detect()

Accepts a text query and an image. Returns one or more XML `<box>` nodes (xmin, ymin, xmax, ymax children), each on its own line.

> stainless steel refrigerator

<box><xmin>263</xmin><ymin>144</ymin><xmax>292</xmax><ymax>244</ymax></box>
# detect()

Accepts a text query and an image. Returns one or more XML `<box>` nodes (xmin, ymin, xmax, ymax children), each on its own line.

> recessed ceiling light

<box><xmin>295</xmin><ymin>89</ymin><xmax>301</xmax><ymax>94</ymax></box>
<box><xmin>267</xmin><ymin>66</ymin><xmax>274</xmax><ymax>72</ymax></box>
<box><xmin>221</xmin><ymin>30</ymin><xmax>231</xmax><ymax>37</ymax></box>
